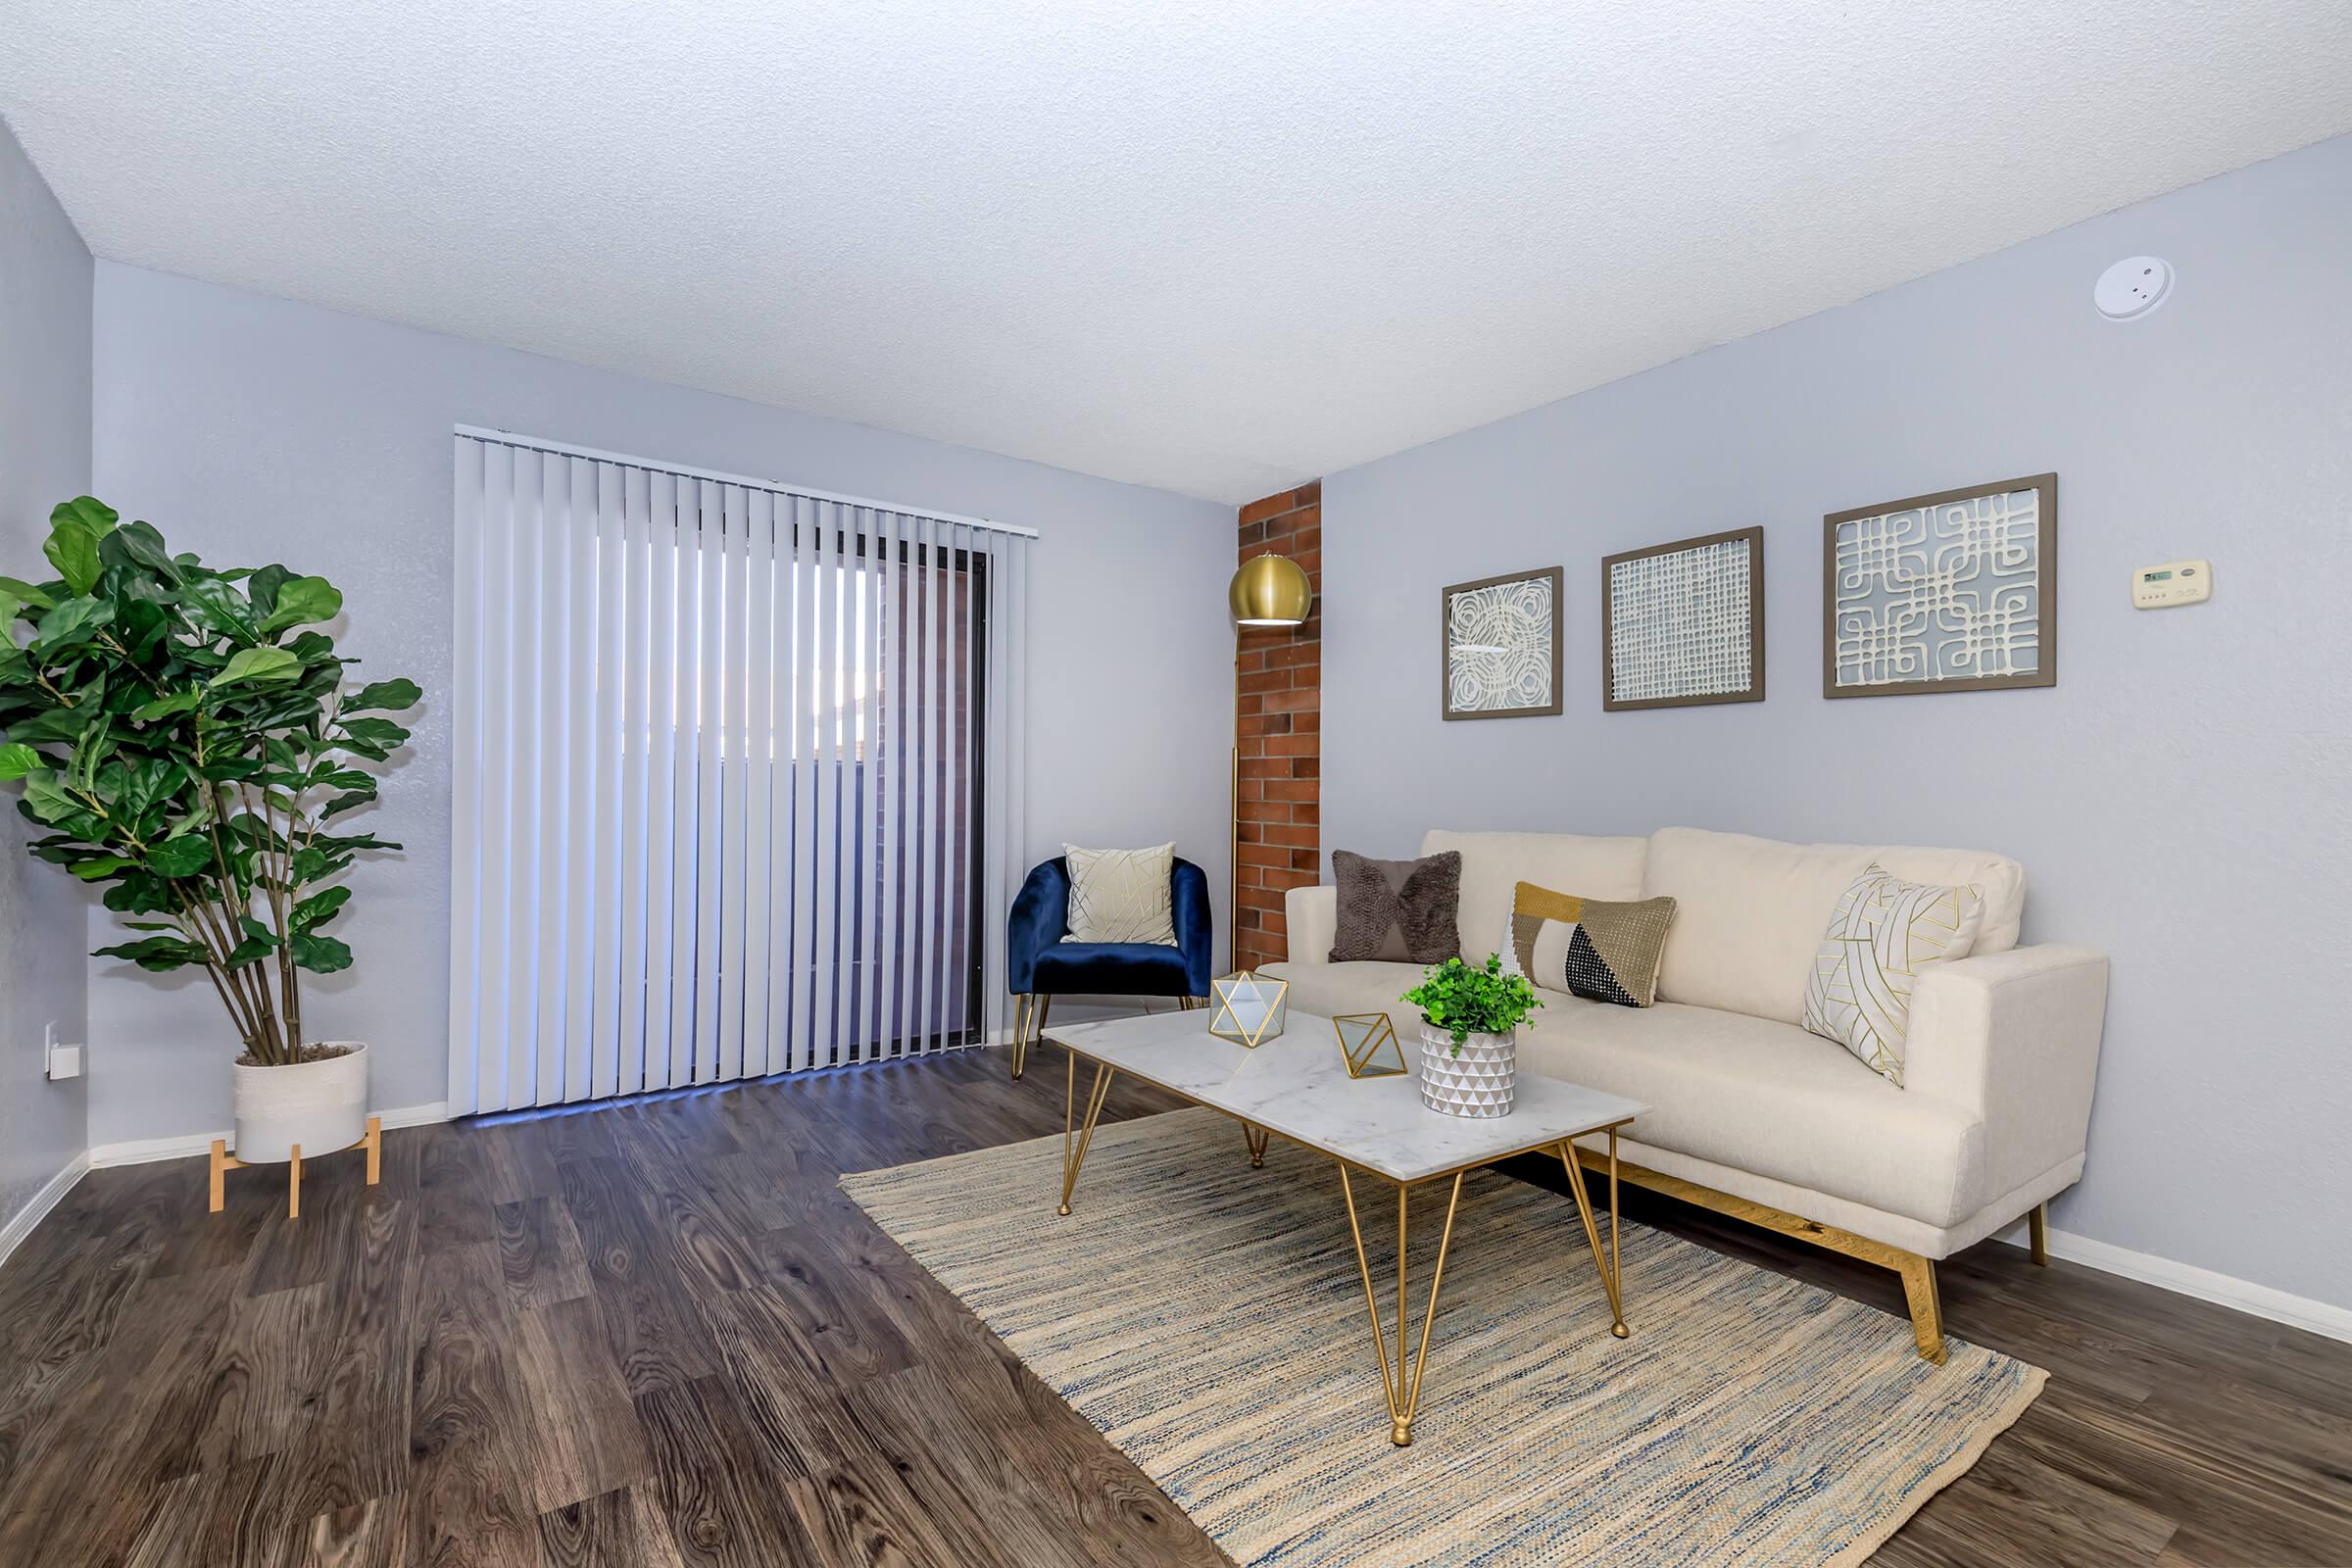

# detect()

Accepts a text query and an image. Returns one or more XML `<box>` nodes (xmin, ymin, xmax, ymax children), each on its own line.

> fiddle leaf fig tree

<box><xmin>0</xmin><ymin>498</ymin><xmax>419</xmax><ymax>1065</ymax></box>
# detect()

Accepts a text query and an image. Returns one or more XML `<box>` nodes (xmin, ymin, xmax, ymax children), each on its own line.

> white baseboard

<box><xmin>1996</xmin><ymin>1220</ymin><xmax>2352</xmax><ymax>1346</ymax></box>
<box><xmin>87</xmin><ymin>1100</ymin><xmax>451</xmax><ymax>1169</ymax></box>
<box><xmin>0</xmin><ymin>1153</ymin><xmax>91</xmax><ymax>1268</ymax></box>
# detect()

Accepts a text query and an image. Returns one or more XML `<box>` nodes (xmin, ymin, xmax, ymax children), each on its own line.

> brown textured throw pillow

<box><xmin>1329</xmin><ymin>850</ymin><xmax>1463</xmax><ymax>963</ymax></box>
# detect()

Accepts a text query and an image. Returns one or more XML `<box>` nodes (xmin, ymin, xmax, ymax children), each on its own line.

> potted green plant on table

<box><xmin>1402</xmin><ymin>954</ymin><xmax>1543</xmax><ymax>1118</ymax></box>
<box><xmin>0</xmin><ymin>498</ymin><xmax>419</xmax><ymax>1163</ymax></box>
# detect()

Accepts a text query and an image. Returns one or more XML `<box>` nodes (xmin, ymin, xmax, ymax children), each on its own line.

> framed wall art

<box><xmin>1600</xmin><ymin>525</ymin><xmax>1764</xmax><ymax>710</ymax></box>
<box><xmin>1823</xmin><ymin>472</ymin><xmax>2057</xmax><ymax>698</ymax></box>
<box><xmin>1442</xmin><ymin>565</ymin><xmax>1562</xmax><ymax>720</ymax></box>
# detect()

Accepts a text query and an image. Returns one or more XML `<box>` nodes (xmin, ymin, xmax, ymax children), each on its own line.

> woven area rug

<box><xmin>842</xmin><ymin>1107</ymin><xmax>2044</xmax><ymax>1568</ymax></box>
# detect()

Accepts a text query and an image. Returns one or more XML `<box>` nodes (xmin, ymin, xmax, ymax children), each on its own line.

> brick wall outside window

<box><xmin>1233</xmin><ymin>481</ymin><xmax>1320</xmax><ymax>971</ymax></box>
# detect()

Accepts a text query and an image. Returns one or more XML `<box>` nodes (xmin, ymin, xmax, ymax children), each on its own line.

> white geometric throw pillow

<box><xmin>1801</xmin><ymin>862</ymin><xmax>1984</xmax><ymax>1087</ymax></box>
<box><xmin>1062</xmin><ymin>842</ymin><xmax>1178</xmax><ymax>946</ymax></box>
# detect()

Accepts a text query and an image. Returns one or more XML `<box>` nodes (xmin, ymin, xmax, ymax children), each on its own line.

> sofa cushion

<box><xmin>1032</xmin><ymin>941</ymin><xmax>1193</xmax><ymax>996</ymax></box>
<box><xmin>1521</xmin><ymin>998</ymin><xmax>1984</xmax><ymax>1228</ymax></box>
<box><xmin>1422</xmin><ymin>830</ymin><xmax>1648</xmax><ymax>966</ymax></box>
<box><xmin>1260</xmin><ymin>958</ymin><xmax>1429</xmax><ymax>1034</ymax></box>
<box><xmin>1252</xmin><ymin>957</ymin><xmax>1986</xmax><ymax>1228</ymax></box>
<box><xmin>1643</xmin><ymin>827</ymin><xmax>2025</xmax><ymax>1024</ymax></box>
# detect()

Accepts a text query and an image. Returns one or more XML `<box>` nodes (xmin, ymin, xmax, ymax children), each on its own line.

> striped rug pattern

<box><xmin>843</xmin><ymin>1107</ymin><xmax>2044</xmax><ymax>1567</ymax></box>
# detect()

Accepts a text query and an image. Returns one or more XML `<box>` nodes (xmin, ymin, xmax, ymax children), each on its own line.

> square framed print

<box><xmin>1823</xmin><ymin>472</ymin><xmax>2057</xmax><ymax>698</ymax></box>
<box><xmin>1442</xmin><ymin>565</ymin><xmax>1562</xmax><ymax>720</ymax></box>
<box><xmin>1601</xmin><ymin>525</ymin><xmax>1764</xmax><ymax>710</ymax></box>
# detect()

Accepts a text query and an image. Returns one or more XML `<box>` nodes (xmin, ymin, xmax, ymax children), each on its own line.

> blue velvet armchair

<box><xmin>1005</xmin><ymin>856</ymin><xmax>1215</xmax><ymax>1078</ymax></box>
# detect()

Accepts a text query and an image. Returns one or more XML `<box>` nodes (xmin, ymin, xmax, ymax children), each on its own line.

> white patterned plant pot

<box><xmin>1419</xmin><ymin>1025</ymin><xmax>1517</xmax><ymax>1118</ymax></box>
<box><xmin>232</xmin><ymin>1041</ymin><xmax>368</xmax><ymax>1163</ymax></box>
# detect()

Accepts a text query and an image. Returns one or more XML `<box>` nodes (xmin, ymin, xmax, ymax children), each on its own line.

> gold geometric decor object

<box><xmin>1332</xmin><ymin>1012</ymin><xmax>1406</xmax><ymax>1078</ymax></box>
<box><xmin>1208</xmin><ymin>970</ymin><xmax>1288</xmax><ymax>1048</ymax></box>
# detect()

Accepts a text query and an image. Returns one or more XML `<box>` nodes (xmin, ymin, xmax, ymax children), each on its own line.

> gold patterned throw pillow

<box><xmin>1062</xmin><ymin>843</ymin><xmax>1178</xmax><ymax>946</ymax></box>
<box><xmin>1509</xmin><ymin>882</ymin><xmax>1677</xmax><ymax>1008</ymax></box>
<box><xmin>1801</xmin><ymin>862</ymin><xmax>1984</xmax><ymax>1086</ymax></box>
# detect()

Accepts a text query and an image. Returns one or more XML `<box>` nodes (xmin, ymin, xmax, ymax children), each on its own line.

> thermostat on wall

<box><xmin>2132</xmin><ymin>559</ymin><xmax>2211</xmax><ymax>609</ymax></box>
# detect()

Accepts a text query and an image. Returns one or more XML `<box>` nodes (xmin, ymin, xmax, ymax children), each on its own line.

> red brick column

<box><xmin>1234</xmin><ymin>482</ymin><xmax>1321</xmax><ymax>970</ymax></box>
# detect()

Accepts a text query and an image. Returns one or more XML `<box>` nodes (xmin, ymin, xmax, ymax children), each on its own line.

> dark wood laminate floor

<box><xmin>2</xmin><ymin>1045</ymin><xmax>2348</xmax><ymax>1568</ymax></box>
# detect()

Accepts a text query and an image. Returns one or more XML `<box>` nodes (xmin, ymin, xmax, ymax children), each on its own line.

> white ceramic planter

<box><xmin>232</xmin><ymin>1041</ymin><xmax>368</xmax><ymax>1163</ymax></box>
<box><xmin>1419</xmin><ymin>1024</ymin><xmax>1517</xmax><ymax>1118</ymax></box>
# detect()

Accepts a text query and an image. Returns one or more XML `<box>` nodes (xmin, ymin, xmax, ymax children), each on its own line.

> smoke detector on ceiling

<box><xmin>2095</xmin><ymin>256</ymin><xmax>2173</xmax><ymax>321</ymax></box>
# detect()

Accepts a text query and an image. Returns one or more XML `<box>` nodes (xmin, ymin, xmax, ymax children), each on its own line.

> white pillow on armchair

<box><xmin>1062</xmin><ymin>842</ymin><xmax>1178</xmax><ymax>946</ymax></box>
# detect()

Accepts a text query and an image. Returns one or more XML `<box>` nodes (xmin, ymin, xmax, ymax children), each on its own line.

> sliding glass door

<box><xmin>446</xmin><ymin>431</ymin><xmax>1030</xmax><ymax>1114</ymax></box>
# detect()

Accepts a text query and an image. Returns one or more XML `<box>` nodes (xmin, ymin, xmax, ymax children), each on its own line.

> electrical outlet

<box><xmin>44</xmin><ymin>1022</ymin><xmax>83</xmax><ymax>1081</ymax></box>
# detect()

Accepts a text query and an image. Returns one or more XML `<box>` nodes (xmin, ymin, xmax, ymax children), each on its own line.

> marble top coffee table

<box><xmin>1045</xmin><ymin>1005</ymin><xmax>1647</xmax><ymax>1446</ymax></box>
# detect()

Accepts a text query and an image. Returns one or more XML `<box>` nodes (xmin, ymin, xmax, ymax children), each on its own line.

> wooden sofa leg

<box><xmin>2029</xmin><ymin>1202</ymin><xmax>2050</xmax><ymax>1266</ymax></box>
<box><xmin>1897</xmin><ymin>1254</ymin><xmax>1947</xmax><ymax>1364</ymax></box>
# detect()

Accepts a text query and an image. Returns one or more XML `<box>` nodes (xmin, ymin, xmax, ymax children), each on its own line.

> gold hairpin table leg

<box><xmin>1338</xmin><ymin>1164</ymin><xmax>1465</xmax><ymax>1446</ymax></box>
<box><xmin>1559</xmin><ymin>1137</ymin><xmax>1630</xmax><ymax>1339</ymax></box>
<box><xmin>1243</xmin><ymin>1123</ymin><xmax>1269</xmax><ymax>1168</ymax></box>
<box><xmin>1058</xmin><ymin>1050</ymin><xmax>1113</xmax><ymax>1216</ymax></box>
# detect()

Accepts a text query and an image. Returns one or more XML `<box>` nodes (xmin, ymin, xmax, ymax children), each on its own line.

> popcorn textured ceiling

<box><xmin>6</xmin><ymin>1</ymin><xmax>2349</xmax><ymax>503</ymax></box>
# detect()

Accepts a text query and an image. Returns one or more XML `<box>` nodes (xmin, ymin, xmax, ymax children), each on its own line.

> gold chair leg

<box><xmin>1057</xmin><ymin>1049</ymin><xmax>1112</xmax><ymax>1216</ymax></box>
<box><xmin>1009</xmin><ymin>994</ymin><xmax>1031</xmax><ymax>1080</ymax></box>
<box><xmin>1897</xmin><ymin>1254</ymin><xmax>1947</xmax><ymax>1364</ymax></box>
<box><xmin>1557</xmin><ymin>1141</ymin><xmax>1630</xmax><ymax>1338</ymax></box>
<box><xmin>1242</xmin><ymin>1123</ymin><xmax>1269</xmax><ymax>1168</ymax></box>
<box><xmin>1337</xmin><ymin>1166</ymin><xmax>1465</xmax><ymax>1446</ymax></box>
<box><xmin>2029</xmin><ymin>1201</ymin><xmax>2050</xmax><ymax>1266</ymax></box>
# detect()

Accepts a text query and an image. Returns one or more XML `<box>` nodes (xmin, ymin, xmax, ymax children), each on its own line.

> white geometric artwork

<box><xmin>1827</xmin><ymin>474</ymin><xmax>2057</xmax><ymax>697</ymax></box>
<box><xmin>1443</xmin><ymin>567</ymin><xmax>1560</xmax><ymax>718</ymax></box>
<box><xmin>1604</xmin><ymin>529</ymin><xmax>1761</xmax><ymax>709</ymax></box>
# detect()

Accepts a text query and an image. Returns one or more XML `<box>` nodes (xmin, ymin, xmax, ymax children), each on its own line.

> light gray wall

<box><xmin>0</xmin><ymin>115</ymin><xmax>92</xmax><ymax>1220</ymax></box>
<box><xmin>1321</xmin><ymin>134</ymin><xmax>2352</xmax><ymax>1309</ymax></box>
<box><xmin>89</xmin><ymin>263</ymin><xmax>1235</xmax><ymax>1147</ymax></box>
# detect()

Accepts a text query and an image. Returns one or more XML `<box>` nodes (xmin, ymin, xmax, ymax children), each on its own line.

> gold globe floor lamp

<box><xmin>1228</xmin><ymin>552</ymin><xmax>1314</xmax><ymax>973</ymax></box>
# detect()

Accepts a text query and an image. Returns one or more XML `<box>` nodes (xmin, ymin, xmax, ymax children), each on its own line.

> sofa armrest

<box><xmin>1283</xmin><ymin>884</ymin><xmax>1338</xmax><ymax>965</ymax></box>
<box><xmin>1904</xmin><ymin>943</ymin><xmax>2109</xmax><ymax>1203</ymax></box>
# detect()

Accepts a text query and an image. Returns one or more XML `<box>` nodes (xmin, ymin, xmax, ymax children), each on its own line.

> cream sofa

<box><xmin>1261</xmin><ymin>826</ymin><xmax>2109</xmax><ymax>1361</ymax></box>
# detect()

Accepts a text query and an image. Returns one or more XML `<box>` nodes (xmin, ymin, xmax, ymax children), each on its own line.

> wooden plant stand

<box><xmin>209</xmin><ymin>1115</ymin><xmax>381</xmax><ymax>1218</ymax></box>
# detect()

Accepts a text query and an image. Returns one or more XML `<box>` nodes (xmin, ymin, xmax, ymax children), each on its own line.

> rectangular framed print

<box><xmin>1601</xmin><ymin>525</ymin><xmax>1764</xmax><ymax>710</ymax></box>
<box><xmin>1823</xmin><ymin>472</ymin><xmax>2057</xmax><ymax>698</ymax></box>
<box><xmin>1442</xmin><ymin>565</ymin><xmax>1562</xmax><ymax>720</ymax></box>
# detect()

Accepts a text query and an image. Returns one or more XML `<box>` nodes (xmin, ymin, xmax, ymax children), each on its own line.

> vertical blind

<box><xmin>447</xmin><ymin>429</ymin><xmax>1031</xmax><ymax>1114</ymax></box>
